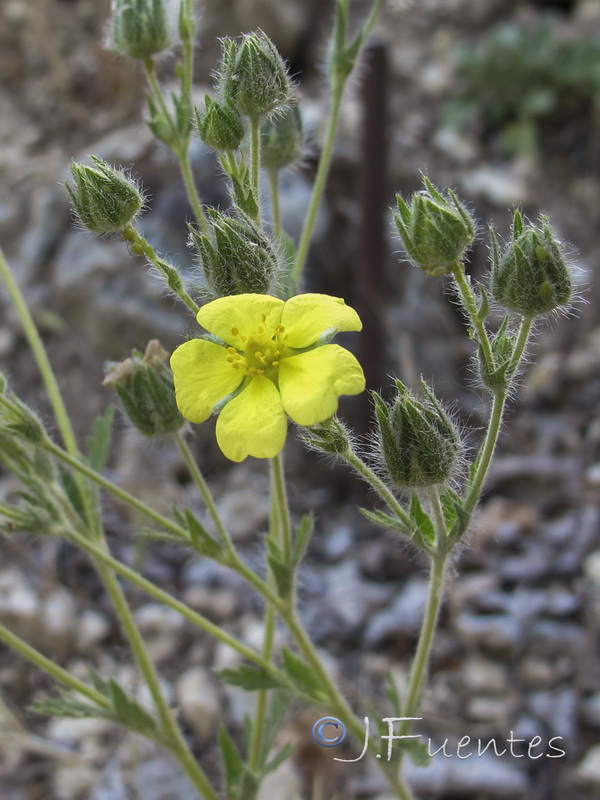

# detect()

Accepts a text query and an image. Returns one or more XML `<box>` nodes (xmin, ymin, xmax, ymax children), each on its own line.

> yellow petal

<box><xmin>216</xmin><ymin>375</ymin><xmax>287</xmax><ymax>461</ymax></box>
<box><xmin>170</xmin><ymin>339</ymin><xmax>243</xmax><ymax>423</ymax></box>
<box><xmin>197</xmin><ymin>294</ymin><xmax>284</xmax><ymax>345</ymax></box>
<box><xmin>281</xmin><ymin>294</ymin><xmax>362</xmax><ymax>349</ymax></box>
<box><xmin>279</xmin><ymin>345</ymin><xmax>366</xmax><ymax>426</ymax></box>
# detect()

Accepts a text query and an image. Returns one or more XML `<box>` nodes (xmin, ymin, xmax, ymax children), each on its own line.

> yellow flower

<box><xmin>171</xmin><ymin>293</ymin><xmax>365</xmax><ymax>461</ymax></box>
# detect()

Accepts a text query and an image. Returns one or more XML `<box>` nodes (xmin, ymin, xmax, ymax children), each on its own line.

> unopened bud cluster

<box><xmin>491</xmin><ymin>210</ymin><xmax>573</xmax><ymax>317</ymax></box>
<box><xmin>375</xmin><ymin>381</ymin><xmax>460</xmax><ymax>489</ymax></box>
<box><xmin>189</xmin><ymin>210</ymin><xmax>279</xmax><ymax>297</ymax></box>
<box><xmin>66</xmin><ymin>157</ymin><xmax>144</xmax><ymax>234</ymax></box>
<box><xmin>395</xmin><ymin>177</ymin><xmax>476</xmax><ymax>276</ymax></box>
<box><xmin>103</xmin><ymin>340</ymin><xmax>184</xmax><ymax>437</ymax></box>
<box><xmin>260</xmin><ymin>105</ymin><xmax>303</xmax><ymax>173</ymax></box>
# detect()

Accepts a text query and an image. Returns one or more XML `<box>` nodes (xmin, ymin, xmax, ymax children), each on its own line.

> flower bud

<box><xmin>195</xmin><ymin>96</ymin><xmax>245</xmax><ymax>152</ymax></box>
<box><xmin>219</xmin><ymin>32</ymin><xmax>291</xmax><ymax>118</ymax></box>
<box><xmin>103</xmin><ymin>340</ymin><xmax>184</xmax><ymax>437</ymax></box>
<box><xmin>189</xmin><ymin>210</ymin><xmax>279</xmax><ymax>297</ymax></box>
<box><xmin>491</xmin><ymin>210</ymin><xmax>573</xmax><ymax>317</ymax></box>
<box><xmin>110</xmin><ymin>0</ymin><xmax>173</xmax><ymax>60</ymax></box>
<box><xmin>374</xmin><ymin>381</ymin><xmax>460</xmax><ymax>489</ymax></box>
<box><xmin>66</xmin><ymin>157</ymin><xmax>144</xmax><ymax>233</ymax></box>
<box><xmin>302</xmin><ymin>417</ymin><xmax>352</xmax><ymax>457</ymax></box>
<box><xmin>260</xmin><ymin>104</ymin><xmax>303</xmax><ymax>172</ymax></box>
<box><xmin>394</xmin><ymin>177</ymin><xmax>476</xmax><ymax>276</ymax></box>
<box><xmin>0</xmin><ymin>393</ymin><xmax>46</xmax><ymax>445</ymax></box>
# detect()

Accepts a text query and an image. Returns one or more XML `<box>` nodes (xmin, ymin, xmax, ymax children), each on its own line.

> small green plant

<box><xmin>446</xmin><ymin>18</ymin><xmax>600</xmax><ymax>157</ymax></box>
<box><xmin>0</xmin><ymin>2</ymin><xmax>578</xmax><ymax>799</ymax></box>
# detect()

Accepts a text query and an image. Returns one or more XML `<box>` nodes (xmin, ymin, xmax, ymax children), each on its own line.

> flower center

<box><xmin>226</xmin><ymin>318</ymin><xmax>289</xmax><ymax>378</ymax></box>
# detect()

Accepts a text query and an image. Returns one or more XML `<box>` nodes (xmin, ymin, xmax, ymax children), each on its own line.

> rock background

<box><xmin>1</xmin><ymin>1</ymin><xmax>600</xmax><ymax>799</ymax></box>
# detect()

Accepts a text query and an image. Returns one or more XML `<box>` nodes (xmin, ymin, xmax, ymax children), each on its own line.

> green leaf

<box><xmin>136</xmin><ymin>527</ymin><xmax>188</xmax><ymax>544</ymax></box>
<box><xmin>220</xmin><ymin>666</ymin><xmax>282</xmax><ymax>692</ymax></box>
<box><xmin>108</xmin><ymin>680</ymin><xmax>157</xmax><ymax>735</ymax></box>
<box><xmin>57</xmin><ymin>463</ymin><xmax>87</xmax><ymax>522</ymax></box>
<box><xmin>359</xmin><ymin>507</ymin><xmax>411</xmax><ymax>536</ymax></box>
<box><xmin>219</xmin><ymin>726</ymin><xmax>245</xmax><ymax>795</ymax></box>
<box><xmin>281</xmin><ymin>649</ymin><xmax>325</xmax><ymax>702</ymax></box>
<box><xmin>182</xmin><ymin>508</ymin><xmax>223</xmax><ymax>557</ymax></box>
<box><xmin>409</xmin><ymin>493</ymin><xmax>436</xmax><ymax>545</ymax></box>
<box><xmin>385</xmin><ymin>669</ymin><xmax>403</xmax><ymax>716</ymax></box>
<box><xmin>237</xmin><ymin>769</ymin><xmax>260</xmax><ymax>800</ymax></box>
<box><xmin>256</xmin><ymin>691</ymin><xmax>289</xmax><ymax>769</ymax></box>
<box><xmin>267</xmin><ymin>554</ymin><xmax>293</xmax><ymax>600</ymax></box>
<box><xmin>86</xmin><ymin>405</ymin><xmax>115</xmax><ymax>472</ymax></box>
<box><xmin>292</xmin><ymin>513</ymin><xmax>314</xmax><ymax>566</ymax></box>
<box><xmin>31</xmin><ymin>697</ymin><xmax>113</xmax><ymax>721</ymax></box>
<box><xmin>263</xmin><ymin>742</ymin><xmax>294</xmax><ymax>776</ymax></box>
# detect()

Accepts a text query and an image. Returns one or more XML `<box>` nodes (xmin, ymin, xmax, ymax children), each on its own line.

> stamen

<box><xmin>256</xmin><ymin>369</ymin><xmax>264</xmax><ymax>374</ymax></box>
<box><xmin>272</xmin><ymin>361</ymin><xmax>279</xmax><ymax>366</ymax></box>
<box><xmin>258</xmin><ymin>325</ymin><xmax>264</xmax><ymax>334</ymax></box>
<box><xmin>227</xmin><ymin>347</ymin><xmax>236</xmax><ymax>354</ymax></box>
<box><xmin>231</xmin><ymin>327</ymin><xmax>239</xmax><ymax>336</ymax></box>
<box><xmin>261</xmin><ymin>313</ymin><xmax>267</xmax><ymax>322</ymax></box>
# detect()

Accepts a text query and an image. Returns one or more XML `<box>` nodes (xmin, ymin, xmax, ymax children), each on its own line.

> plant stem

<box><xmin>291</xmin><ymin>76</ymin><xmax>344</xmax><ymax>292</ymax></box>
<box><xmin>250</xmin><ymin>116</ymin><xmax>261</xmax><ymax>219</ymax></box>
<box><xmin>0</xmin><ymin>623</ymin><xmax>112</xmax><ymax>710</ymax></box>
<box><xmin>268</xmin><ymin>170</ymin><xmax>282</xmax><ymax>239</ymax></box>
<box><xmin>122</xmin><ymin>225</ymin><xmax>200</xmax><ymax>313</ymax></box>
<box><xmin>175</xmin><ymin>432</ymin><xmax>235</xmax><ymax>552</ymax></box>
<box><xmin>95</xmin><ymin>560</ymin><xmax>218</xmax><ymax>800</ymax></box>
<box><xmin>399</xmin><ymin>554</ymin><xmax>448</xmax><ymax>736</ymax></box>
<box><xmin>0</xmin><ymin>245</ymin><xmax>99</xmax><ymax>535</ymax></box>
<box><xmin>271</xmin><ymin>453</ymin><xmax>292</xmax><ymax>564</ymax></box>
<box><xmin>344</xmin><ymin>448</ymin><xmax>412</xmax><ymax>528</ymax></box>
<box><xmin>178</xmin><ymin>149</ymin><xmax>210</xmax><ymax>234</ymax></box>
<box><xmin>452</xmin><ymin>263</ymin><xmax>494</xmax><ymax>367</ymax></box>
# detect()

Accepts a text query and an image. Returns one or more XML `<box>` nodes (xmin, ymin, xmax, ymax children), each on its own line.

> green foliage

<box><xmin>447</xmin><ymin>18</ymin><xmax>600</xmax><ymax>155</ymax></box>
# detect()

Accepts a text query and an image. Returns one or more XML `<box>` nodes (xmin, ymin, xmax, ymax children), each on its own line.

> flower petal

<box><xmin>197</xmin><ymin>294</ymin><xmax>284</xmax><ymax>345</ymax></box>
<box><xmin>281</xmin><ymin>294</ymin><xmax>362</xmax><ymax>348</ymax></box>
<box><xmin>216</xmin><ymin>375</ymin><xmax>287</xmax><ymax>461</ymax></box>
<box><xmin>279</xmin><ymin>344</ymin><xmax>365</xmax><ymax>426</ymax></box>
<box><xmin>171</xmin><ymin>339</ymin><xmax>243</xmax><ymax>423</ymax></box>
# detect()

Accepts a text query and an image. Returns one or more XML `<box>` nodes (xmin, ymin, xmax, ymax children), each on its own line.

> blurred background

<box><xmin>1</xmin><ymin>0</ymin><xmax>600</xmax><ymax>798</ymax></box>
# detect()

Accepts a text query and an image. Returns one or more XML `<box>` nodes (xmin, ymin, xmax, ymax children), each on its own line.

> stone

<box><xmin>133</xmin><ymin>604</ymin><xmax>185</xmax><ymax>664</ymax></box>
<box><xmin>76</xmin><ymin>610</ymin><xmax>111</xmax><ymax>653</ymax></box>
<box><xmin>175</xmin><ymin>666</ymin><xmax>221</xmax><ymax>744</ymax></box>
<box><xmin>40</xmin><ymin>587</ymin><xmax>77</xmax><ymax>660</ymax></box>
<box><xmin>0</xmin><ymin>568</ymin><xmax>40</xmax><ymax>642</ymax></box>
<box><xmin>575</xmin><ymin>745</ymin><xmax>600</xmax><ymax>789</ymax></box>
<box><xmin>365</xmin><ymin>578</ymin><xmax>429</xmax><ymax>646</ymax></box>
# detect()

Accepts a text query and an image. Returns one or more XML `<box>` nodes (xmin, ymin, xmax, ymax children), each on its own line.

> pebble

<box><xmin>365</xmin><ymin>579</ymin><xmax>430</xmax><ymax>646</ymax></box>
<box><xmin>455</xmin><ymin>613</ymin><xmax>522</xmax><ymax>660</ymax></box>
<box><xmin>133</xmin><ymin>604</ymin><xmax>185</xmax><ymax>664</ymax></box>
<box><xmin>76</xmin><ymin>610</ymin><xmax>111</xmax><ymax>653</ymax></box>
<box><xmin>325</xmin><ymin>559</ymin><xmax>389</xmax><ymax>631</ymax></box>
<box><xmin>175</xmin><ymin>666</ymin><xmax>221</xmax><ymax>743</ymax></box>
<box><xmin>40</xmin><ymin>587</ymin><xmax>77</xmax><ymax>659</ymax></box>
<box><xmin>581</xmin><ymin>694</ymin><xmax>600</xmax><ymax>728</ymax></box>
<box><xmin>54</xmin><ymin>763</ymin><xmax>100</xmax><ymax>800</ymax></box>
<box><xmin>575</xmin><ymin>745</ymin><xmax>600</xmax><ymax>789</ymax></box>
<box><xmin>217</xmin><ymin>485</ymin><xmax>269</xmax><ymax>542</ymax></box>
<box><xmin>0</xmin><ymin>568</ymin><xmax>40</xmax><ymax>642</ymax></box>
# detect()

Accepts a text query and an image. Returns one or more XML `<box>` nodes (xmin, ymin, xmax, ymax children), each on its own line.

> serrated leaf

<box><xmin>267</xmin><ymin>554</ymin><xmax>293</xmax><ymax>600</ymax></box>
<box><xmin>292</xmin><ymin>513</ymin><xmax>314</xmax><ymax>566</ymax></box>
<box><xmin>359</xmin><ymin>507</ymin><xmax>411</xmax><ymax>536</ymax></box>
<box><xmin>219</xmin><ymin>726</ymin><xmax>245</xmax><ymax>794</ymax></box>
<box><xmin>281</xmin><ymin>649</ymin><xmax>325</xmax><ymax>702</ymax></box>
<box><xmin>220</xmin><ymin>666</ymin><xmax>282</xmax><ymax>692</ymax></box>
<box><xmin>86</xmin><ymin>405</ymin><xmax>115</xmax><ymax>472</ymax></box>
<box><xmin>86</xmin><ymin>668</ymin><xmax>111</xmax><ymax>697</ymax></box>
<box><xmin>183</xmin><ymin>508</ymin><xmax>223</xmax><ymax>556</ymax></box>
<box><xmin>57</xmin><ymin>464</ymin><xmax>87</xmax><ymax>522</ymax></box>
<box><xmin>108</xmin><ymin>680</ymin><xmax>157</xmax><ymax>735</ymax></box>
<box><xmin>136</xmin><ymin>527</ymin><xmax>188</xmax><ymax>544</ymax></box>
<box><xmin>31</xmin><ymin>697</ymin><xmax>113</xmax><ymax>722</ymax></box>
<box><xmin>257</xmin><ymin>691</ymin><xmax>288</xmax><ymax>768</ymax></box>
<box><xmin>263</xmin><ymin>742</ymin><xmax>294</xmax><ymax>776</ymax></box>
<box><xmin>400</xmin><ymin>737</ymin><xmax>431</xmax><ymax>767</ymax></box>
<box><xmin>409</xmin><ymin>493</ymin><xmax>436</xmax><ymax>545</ymax></box>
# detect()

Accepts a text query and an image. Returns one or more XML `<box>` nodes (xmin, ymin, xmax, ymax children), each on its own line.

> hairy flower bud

<box><xmin>66</xmin><ymin>157</ymin><xmax>144</xmax><ymax>233</ymax></box>
<box><xmin>103</xmin><ymin>341</ymin><xmax>184</xmax><ymax>437</ymax></box>
<box><xmin>110</xmin><ymin>0</ymin><xmax>173</xmax><ymax>60</ymax></box>
<box><xmin>491</xmin><ymin>210</ymin><xmax>573</xmax><ymax>317</ymax></box>
<box><xmin>189</xmin><ymin>210</ymin><xmax>279</xmax><ymax>297</ymax></box>
<box><xmin>394</xmin><ymin>177</ymin><xmax>476</xmax><ymax>276</ymax></box>
<box><xmin>0</xmin><ymin>393</ymin><xmax>46</xmax><ymax>445</ymax></box>
<box><xmin>260</xmin><ymin>104</ymin><xmax>303</xmax><ymax>172</ymax></box>
<box><xmin>302</xmin><ymin>417</ymin><xmax>352</xmax><ymax>457</ymax></box>
<box><xmin>219</xmin><ymin>32</ymin><xmax>291</xmax><ymax>118</ymax></box>
<box><xmin>374</xmin><ymin>381</ymin><xmax>460</xmax><ymax>489</ymax></box>
<box><xmin>196</xmin><ymin>96</ymin><xmax>245</xmax><ymax>152</ymax></box>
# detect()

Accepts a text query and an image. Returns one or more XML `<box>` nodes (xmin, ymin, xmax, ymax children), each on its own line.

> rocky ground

<box><xmin>1</xmin><ymin>0</ymin><xmax>600</xmax><ymax>799</ymax></box>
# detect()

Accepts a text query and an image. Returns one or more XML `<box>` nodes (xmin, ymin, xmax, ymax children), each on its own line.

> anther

<box><xmin>231</xmin><ymin>327</ymin><xmax>239</xmax><ymax>336</ymax></box>
<box><xmin>227</xmin><ymin>347</ymin><xmax>237</xmax><ymax>354</ymax></box>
